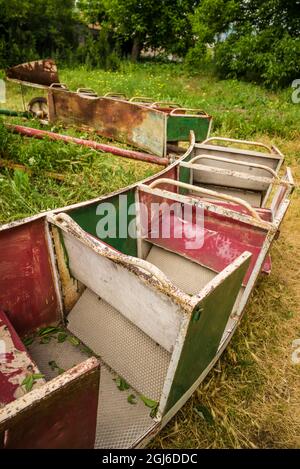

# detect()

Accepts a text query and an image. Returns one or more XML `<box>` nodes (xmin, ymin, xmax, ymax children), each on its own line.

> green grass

<box><xmin>0</xmin><ymin>61</ymin><xmax>300</xmax><ymax>448</ymax></box>
<box><xmin>0</xmin><ymin>119</ymin><xmax>158</xmax><ymax>223</ymax></box>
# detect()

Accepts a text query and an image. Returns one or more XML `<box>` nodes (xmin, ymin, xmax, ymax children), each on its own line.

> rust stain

<box><xmin>51</xmin><ymin>226</ymin><xmax>84</xmax><ymax>313</ymax></box>
<box><xmin>48</xmin><ymin>89</ymin><xmax>166</xmax><ymax>156</ymax></box>
<box><xmin>6</xmin><ymin>59</ymin><xmax>59</xmax><ymax>87</ymax></box>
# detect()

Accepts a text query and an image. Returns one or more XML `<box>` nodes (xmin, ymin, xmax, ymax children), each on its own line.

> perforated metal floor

<box><xmin>28</xmin><ymin>327</ymin><xmax>157</xmax><ymax>448</ymax></box>
<box><xmin>146</xmin><ymin>245</ymin><xmax>216</xmax><ymax>295</ymax></box>
<box><xmin>67</xmin><ymin>289</ymin><xmax>171</xmax><ymax>401</ymax></box>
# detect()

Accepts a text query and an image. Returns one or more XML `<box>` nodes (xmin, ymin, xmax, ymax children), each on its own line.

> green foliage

<box><xmin>0</xmin><ymin>0</ymin><xmax>78</xmax><ymax>67</ymax></box>
<box><xmin>76</xmin><ymin>28</ymin><xmax>121</xmax><ymax>70</ymax></box>
<box><xmin>21</xmin><ymin>373</ymin><xmax>45</xmax><ymax>392</ymax></box>
<box><xmin>81</xmin><ymin>0</ymin><xmax>198</xmax><ymax>60</ymax></box>
<box><xmin>48</xmin><ymin>360</ymin><xmax>65</xmax><ymax>375</ymax></box>
<box><xmin>188</xmin><ymin>0</ymin><xmax>300</xmax><ymax>88</ymax></box>
<box><xmin>0</xmin><ymin>117</ymin><xmax>158</xmax><ymax>224</ymax></box>
<box><xmin>114</xmin><ymin>376</ymin><xmax>130</xmax><ymax>391</ymax></box>
<box><xmin>140</xmin><ymin>395</ymin><xmax>159</xmax><ymax>417</ymax></box>
<box><xmin>77</xmin><ymin>0</ymin><xmax>106</xmax><ymax>24</ymax></box>
<box><xmin>214</xmin><ymin>32</ymin><xmax>300</xmax><ymax>88</ymax></box>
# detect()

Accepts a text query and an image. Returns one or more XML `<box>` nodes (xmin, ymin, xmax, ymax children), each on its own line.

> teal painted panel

<box><xmin>68</xmin><ymin>189</ymin><xmax>138</xmax><ymax>257</ymax></box>
<box><xmin>167</xmin><ymin>116</ymin><xmax>211</xmax><ymax>143</ymax></box>
<box><xmin>164</xmin><ymin>256</ymin><xmax>250</xmax><ymax>414</ymax></box>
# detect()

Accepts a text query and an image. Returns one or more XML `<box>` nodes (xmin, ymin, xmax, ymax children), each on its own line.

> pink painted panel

<box><xmin>0</xmin><ymin>219</ymin><xmax>60</xmax><ymax>336</ymax></box>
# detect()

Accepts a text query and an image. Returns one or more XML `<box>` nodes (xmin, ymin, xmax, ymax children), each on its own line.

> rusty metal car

<box><xmin>5</xmin><ymin>60</ymin><xmax>212</xmax><ymax>155</ymax></box>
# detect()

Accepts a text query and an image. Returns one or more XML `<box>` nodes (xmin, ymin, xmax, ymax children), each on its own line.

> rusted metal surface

<box><xmin>0</xmin><ymin>310</ymin><xmax>45</xmax><ymax>407</ymax></box>
<box><xmin>7</xmin><ymin>124</ymin><xmax>169</xmax><ymax>166</ymax></box>
<box><xmin>51</xmin><ymin>226</ymin><xmax>84</xmax><ymax>313</ymax></box>
<box><xmin>48</xmin><ymin>88</ymin><xmax>167</xmax><ymax>157</ymax></box>
<box><xmin>0</xmin><ymin>219</ymin><xmax>60</xmax><ymax>336</ymax></box>
<box><xmin>6</xmin><ymin>59</ymin><xmax>59</xmax><ymax>88</ymax></box>
<box><xmin>162</xmin><ymin>252</ymin><xmax>251</xmax><ymax>413</ymax></box>
<box><xmin>0</xmin><ymin>357</ymin><xmax>100</xmax><ymax>449</ymax></box>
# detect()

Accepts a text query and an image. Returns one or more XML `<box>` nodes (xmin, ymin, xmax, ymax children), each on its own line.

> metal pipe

<box><xmin>0</xmin><ymin>109</ymin><xmax>31</xmax><ymax>118</ymax></box>
<box><xmin>6</xmin><ymin>124</ymin><xmax>169</xmax><ymax>166</ymax></box>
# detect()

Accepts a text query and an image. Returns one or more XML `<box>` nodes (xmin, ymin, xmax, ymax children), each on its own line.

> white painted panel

<box><xmin>191</xmin><ymin>183</ymin><xmax>262</xmax><ymax>206</ymax></box>
<box><xmin>62</xmin><ymin>232</ymin><xmax>184</xmax><ymax>352</ymax></box>
<box><xmin>195</xmin><ymin>145</ymin><xmax>281</xmax><ymax>170</ymax></box>
<box><xmin>192</xmin><ymin>160</ymin><xmax>271</xmax><ymax>191</ymax></box>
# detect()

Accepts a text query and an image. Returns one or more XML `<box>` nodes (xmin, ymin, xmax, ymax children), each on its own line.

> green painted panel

<box><xmin>178</xmin><ymin>165</ymin><xmax>190</xmax><ymax>195</ymax></box>
<box><xmin>164</xmin><ymin>256</ymin><xmax>250</xmax><ymax>413</ymax></box>
<box><xmin>167</xmin><ymin>116</ymin><xmax>211</xmax><ymax>143</ymax></box>
<box><xmin>68</xmin><ymin>189</ymin><xmax>138</xmax><ymax>257</ymax></box>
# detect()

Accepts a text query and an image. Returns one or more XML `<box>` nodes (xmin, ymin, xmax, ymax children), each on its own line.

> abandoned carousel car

<box><xmin>0</xmin><ymin>135</ymin><xmax>294</xmax><ymax>448</ymax></box>
<box><xmin>5</xmin><ymin>59</ymin><xmax>212</xmax><ymax>157</ymax></box>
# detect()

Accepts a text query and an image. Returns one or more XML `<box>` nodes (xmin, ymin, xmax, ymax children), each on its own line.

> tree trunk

<box><xmin>131</xmin><ymin>37</ymin><xmax>141</xmax><ymax>62</ymax></box>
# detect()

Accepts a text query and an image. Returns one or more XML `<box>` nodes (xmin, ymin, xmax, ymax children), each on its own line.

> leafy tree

<box><xmin>77</xmin><ymin>0</ymin><xmax>107</xmax><ymax>24</ymax></box>
<box><xmin>188</xmin><ymin>0</ymin><xmax>300</xmax><ymax>87</ymax></box>
<box><xmin>0</xmin><ymin>0</ymin><xmax>77</xmax><ymax>67</ymax></box>
<box><xmin>78</xmin><ymin>0</ymin><xmax>199</xmax><ymax>60</ymax></box>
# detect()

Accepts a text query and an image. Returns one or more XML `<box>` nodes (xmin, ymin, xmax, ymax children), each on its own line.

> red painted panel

<box><xmin>145</xmin><ymin>166</ymin><xmax>178</xmax><ymax>192</ymax></box>
<box><xmin>198</xmin><ymin>199</ymin><xmax>273</xmax><ymax>222</ymax></box>
<box><xmin>3</xmin><ymin>359</ymin><xmax>100</xmax><ymax>449</ymax></box>
<box><xmin>0</xmin><ymin>219</ymin><xmax>60</xmax><ymax>336</ymax></box>
<box><xmin>146</xmin><ymin>212</ymin><xmax>269</xmax><ymax>286</ymax></box>
<box><xmin>0</xmin><ymin>310</ymin><xmax>45</xmax><ymax>405</ymax></box>
<box><xmin>139</xmin><ymin>190</ymin><xmax>270</xmax><ymax>286</ymax></box>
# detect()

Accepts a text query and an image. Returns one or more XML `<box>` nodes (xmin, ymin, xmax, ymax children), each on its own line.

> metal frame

<box><xmin>147</xmin><ymin>178</ymin><xmax>268</xmax><ymax>223</ymax></box>
<box><xmin>202</xmin><ymin>136</ymin><xmax>278</xmax><ymax>154</ymax></box>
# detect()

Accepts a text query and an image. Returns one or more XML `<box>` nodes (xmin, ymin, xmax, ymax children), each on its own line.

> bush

<box><xmin>214</xmin><ymin>31</ymin><xmax>300</xmax><ymax>89</ymax></box>
<box><xmin>76</xmin><ymin>29</ymin><xmax>121</xmax><ymax>70</ymax></box>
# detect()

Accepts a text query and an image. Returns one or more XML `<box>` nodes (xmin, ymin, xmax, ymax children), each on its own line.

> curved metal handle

<box><xmin>152</xmin><ymin>101</ymin><xmax>181</xmax><ymax>108</ymax></box>
<box><xmin>170</xmin><ymin>108</ymin><xmax>209</xmax><ymax>116</ymax></box>
<box><xmin>148</xmin><ymin>178</ymin><xmax>263</xmax><ymax>221</ymax></box>
<box><xmin>129</xmin><ymin>96</ymin><xmax>155</xmax><ymax>104</ymax></box>
<box><xmin>189</xmin><ymin>154</ymin><xmax>280</xmax><ymax>179</ymax></box>
<box><xmin>104</xmin><ymin>92</ymin><xmax>127</xmax><ymax>99</ymax></box>
<box><xmin>50</xmin><ymin>213</ymin><xmax>175</xmax><ymax>289</ymax></box>
<box><xmin>49</xmin><ymin>83</ymin><xmax>68</xmax><ymax>90</ymax></box>
<box><xmin>76</xmin><ymin>88</ymin><xmax>98</xmax><ymax>96</ymax></box>
<box><xmin>202</xmin><ymin>137</ymin><xmax>274</xmax><ymax>153</ymax></box>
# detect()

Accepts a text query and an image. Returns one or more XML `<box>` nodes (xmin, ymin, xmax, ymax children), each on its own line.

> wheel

<box><xmin>27</xmin><ymin>97</ymin><xmax>48</xmax><ymax>119</ymax></box>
